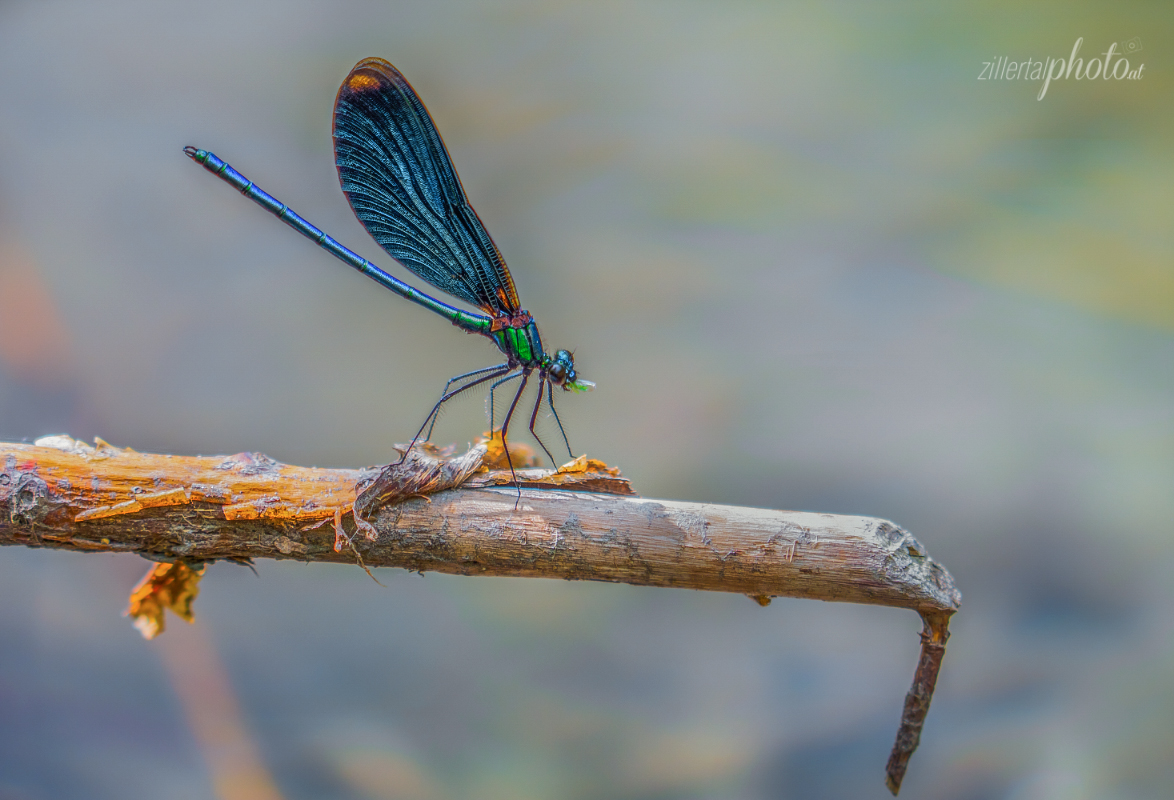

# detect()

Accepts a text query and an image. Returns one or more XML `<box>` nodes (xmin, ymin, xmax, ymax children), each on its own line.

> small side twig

<box><xmin>885</xmin><ymin>611</ymin><xmax>951</xmax><ymax>795</ymax></box>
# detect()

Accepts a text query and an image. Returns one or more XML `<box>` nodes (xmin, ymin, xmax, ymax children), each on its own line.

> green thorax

<box><xmin>490</xmin><ymin>319</ymin><xmax>548</xmax><ymax>368</ymax></box>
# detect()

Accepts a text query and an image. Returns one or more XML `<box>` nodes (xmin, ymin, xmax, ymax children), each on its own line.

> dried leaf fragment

<box><xmin>353</xmin><ymin>443</ymin><xmax>488</xmax><ymax>539</ymax></box>
<box><xmin>555</xmin><ymin>454</ymin><xmax>623</xmax><ymax>477</ymax></box>
<box><xmin>467</xmin><ymin>452</ymin><xmax>636</xmax><ymax>496</ymax></box>
<box><xmin>126</xmin><ymin>562</ymin><xmax>206</xmax><ymax>640</ymax></box>
<box><xmin>478</xmin><ymin>430</ymin><xmax>542</xmax><ymax>470</ymax></box>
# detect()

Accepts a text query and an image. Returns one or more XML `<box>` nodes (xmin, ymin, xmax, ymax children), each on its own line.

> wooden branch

<box><xmin>1</xmin><ymin>436</ymin><xmax>958</xmax><ymax>612</ymax></box>
<box><xmin>0</xmin><ymin>434</ymin><xmax>959</xmax><ymax>794</ymax></box>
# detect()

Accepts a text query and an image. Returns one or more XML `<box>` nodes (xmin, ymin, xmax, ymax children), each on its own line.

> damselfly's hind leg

<box><xmin>399</xmin><ymin>365</ymin><xmax>514</xmax><ymax>463</ymax></box>
<box><xmin>426</xmin><ymin>364</ymin><xmax>509</xmax><ymax>440</ymax></box>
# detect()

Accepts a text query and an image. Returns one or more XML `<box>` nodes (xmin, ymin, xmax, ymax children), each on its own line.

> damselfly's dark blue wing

<box><xmin>333</xmin><ymin>58</ymin><xmax>521</xmax><ymax>316</ymax></box>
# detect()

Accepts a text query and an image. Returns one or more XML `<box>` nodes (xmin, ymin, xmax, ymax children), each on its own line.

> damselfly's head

<box><xmin>547</xmin><ymin>349</ymin><xmax>595</xmax><ymax>393</ymax></box>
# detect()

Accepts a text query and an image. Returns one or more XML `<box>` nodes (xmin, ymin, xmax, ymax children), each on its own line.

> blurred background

<box><xmin>1</xmin><ymin>1</ymin><xmax>1171</xmax><ymax>798</ymax></box>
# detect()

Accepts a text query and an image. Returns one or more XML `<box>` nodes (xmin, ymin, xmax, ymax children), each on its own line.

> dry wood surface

<box><xmin>0</xmin><ymin>434</ymin><xmax>960</xmax><ymax>794</ymax></box>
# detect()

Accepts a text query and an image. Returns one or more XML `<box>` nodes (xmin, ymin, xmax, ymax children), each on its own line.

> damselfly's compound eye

<box><xmin>549</xmin><ymin>349</ymin><xmax>577</xmax><ymax>386</ymax></box>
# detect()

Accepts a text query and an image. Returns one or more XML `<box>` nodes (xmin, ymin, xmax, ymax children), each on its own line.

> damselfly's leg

<box><xmin>399</xmin><ymin>366</ymin><xmax>515</xmax><ymax>462</ymax></box>
<box><xmin>500</xmin><ymin>369</ymin><xmax>531</xmax><ymax>505</ymax></box>
<box><xmin>547</xmin><ymin>379</ymin><xmax>574</xmax><ymax>459</ymax></box>
<box><xmin>426</xmin><ymin>363</ymin><xmax>509</xmax><ymax>440</ymax></box>
<box><xmin>488</xmin><ymin>372</ymin><xmax>523</xmax><ymax>432</ymax></box>
<box><xmin>528</xmin><ymin>375</ymin><xmax>557</xmax><ymax>465</ymax></box>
